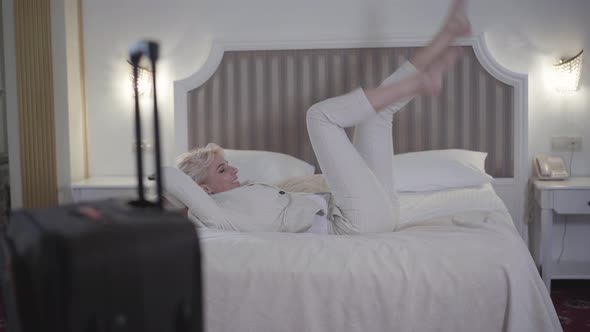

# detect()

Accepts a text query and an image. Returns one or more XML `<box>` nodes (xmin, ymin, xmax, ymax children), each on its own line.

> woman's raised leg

<box><xmin>351</xmin><ymin>48</ymin><xmax>463</xmax><ymax>209</ymax></box>
<box><xmin>308</xmin><ymin>0</ymin><xmax>470</xmax><ymax>234</ymax></box>
<box><xmin>350</xmin><ymin>0</ymin><xmax>471</xmax><ymax>212</ymax></box>
<box><xmin>306</xmin><ymin>50</ymin><xmax>462</xmax><ymax>234</ymax></box>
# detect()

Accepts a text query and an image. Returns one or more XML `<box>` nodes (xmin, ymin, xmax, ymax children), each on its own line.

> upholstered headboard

<box><xmin>175</xmin><ymin>38</ymin><xmax>525</xmax><ymax>179</ymax></box>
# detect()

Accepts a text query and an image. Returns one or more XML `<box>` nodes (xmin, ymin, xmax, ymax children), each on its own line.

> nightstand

<box><xmin>531</xmin><ymin>177</ymin><xmax>590</xmax><ymax>291</ymax></box>
<box><xmin>71</xmin><ymin>176</ymin><xmax>155</xmax><ymax>203</ymax></box>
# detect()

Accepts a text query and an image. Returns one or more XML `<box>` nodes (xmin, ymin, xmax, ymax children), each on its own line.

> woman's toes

<box><xmin>445</xmin><ymin>0</ymin><xmax>471</xmax><ymax>37</ymax></box>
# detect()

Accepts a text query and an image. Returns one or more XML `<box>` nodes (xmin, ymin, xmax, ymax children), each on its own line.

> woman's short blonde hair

<box><xmin>176</xmin><ymin>143</ymin><xmax>224</xmax><ymax>184</ymax></box>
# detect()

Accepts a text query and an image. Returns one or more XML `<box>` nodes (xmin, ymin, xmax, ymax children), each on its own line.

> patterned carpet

<box><xmin>551</xmin><ymin>280</ymin><xmax>590</xmax><ymax>332</ymax></box>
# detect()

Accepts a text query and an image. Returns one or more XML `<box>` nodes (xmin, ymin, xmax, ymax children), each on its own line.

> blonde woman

<box><xmin>176</xmin><ymin>0</ymin><xmax>470</xmax><ymax>234</ymax></box>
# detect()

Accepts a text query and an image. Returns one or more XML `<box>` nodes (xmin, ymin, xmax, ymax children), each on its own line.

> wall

<box><xmin>82</xmin><ymin>0</ymin><xmax>590</xmax><ymax>176</ymax></box>
<box><xmin>484</xmin><ymin>0</ymin><xmax>590</xmax><ymax>175</ymax></box>
<box><xmin>482</xmin><ymin>0</ymin><xmax>590</xmax><ymax>261</ymax></box>
<box><xmin>78</xmin><ymin>0</ymin><xmax>589</xmax><ymax>255</ymax></box>
<box><xmin>51</xmin><ymin>0</ymin><xmax>86</xmax><ymax>203</ymax></box>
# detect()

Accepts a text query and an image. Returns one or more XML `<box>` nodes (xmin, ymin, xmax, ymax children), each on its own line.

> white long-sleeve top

<box><xmin>191</xmin><ymin>183</ymin><xmax>328</xmax><ymax>233</ymax></box>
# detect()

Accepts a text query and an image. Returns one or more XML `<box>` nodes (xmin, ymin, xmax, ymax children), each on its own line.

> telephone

<box><xmin>534</xmin><ymin>155</ymin><xmax>569</xmax><ymax>180</ymax></box>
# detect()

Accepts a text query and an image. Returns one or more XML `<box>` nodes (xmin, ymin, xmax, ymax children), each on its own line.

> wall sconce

<box><xmin>553</xmin><ymin>50</ymin><xmax>584</xmax><ymax>95</ymax></box>
<box><xmin>128</xmin><ymin>60</ymin><xmax>153</xmax><ymax>96</ymax></box>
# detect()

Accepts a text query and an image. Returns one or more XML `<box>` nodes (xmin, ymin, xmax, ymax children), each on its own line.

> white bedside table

<box><xmin>531</xmin><ymin>177</ymin><xmax>590</xmax><ymax>291</ymax></box>
<box><xmin>71</xmin><ymin>176</ymin><xmax>155</xmax><ymax>203</ymax></box>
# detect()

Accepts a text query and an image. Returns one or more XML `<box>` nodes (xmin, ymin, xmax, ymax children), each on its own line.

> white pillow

<box><xmin>224</xmin><ymin>149</ymin><xmax>315</xmax><ymax>184</ymax></box>
<box><xmin>393</xmin><ymin>149</ymin><xmax>492</xmax><ymax>192</ymax></box>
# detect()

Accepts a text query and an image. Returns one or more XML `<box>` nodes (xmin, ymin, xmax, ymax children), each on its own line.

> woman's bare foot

<box><xmin>443</xmin><ymin>0</ymin><xmax>471</xmax><ymax>38</ymax></box>
<box><xmin>420</xmin><ymin>47</ymin><xmax>464</xmax><ymax>95</ymax></box>
<box><xmin>409</xmin><ymin>0</ymin><xmax>470</xmax><ymax>71</ymax></box>
<box><xmin>365</xmin><ymin>49</ymin><xmax>463</xmax><ymax>111</ymax></box>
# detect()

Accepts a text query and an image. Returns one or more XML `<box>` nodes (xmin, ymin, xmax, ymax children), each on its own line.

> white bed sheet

<box><xmin>198</xmin><ymin>185</ymin><xmax>561</xmax><ymax>332</ymax></box>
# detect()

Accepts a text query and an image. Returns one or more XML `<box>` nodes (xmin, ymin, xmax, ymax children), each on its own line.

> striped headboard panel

<box><xmin>186</xmin><ymin>46</ymin><xmax>514</xmax><ymax>177</ymax></box>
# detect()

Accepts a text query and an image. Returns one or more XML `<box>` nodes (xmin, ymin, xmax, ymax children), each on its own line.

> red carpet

<box><xmin>551</xmin><ymin>280</ymin><xmax>590</xmax><ymax>332</ymax></box>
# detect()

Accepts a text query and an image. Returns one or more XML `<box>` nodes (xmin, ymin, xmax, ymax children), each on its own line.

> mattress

<box><xmin>198</xmin><ymin>185</ymin><xmax>561</xmax><ymax>332</ymax></box>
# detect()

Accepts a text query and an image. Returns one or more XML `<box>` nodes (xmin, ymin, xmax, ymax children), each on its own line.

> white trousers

<box><xmin>306</xmin><ymin>62</ymin><xmax>417</xmax><ymax>234</ymax></box>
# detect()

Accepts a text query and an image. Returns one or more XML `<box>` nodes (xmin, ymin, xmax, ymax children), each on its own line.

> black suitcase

<box><xmin>1</xmin><ymin>201</ymin><xmax>201</xmax><ymax>332</ymax></box>
<box><xmin>0</xmin><ymin>41</ymin><xmax>202</xmax><ymax>332</ymax></box>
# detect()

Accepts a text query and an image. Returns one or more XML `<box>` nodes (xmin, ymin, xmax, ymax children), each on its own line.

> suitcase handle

<box><xmin>129</xmin><ymin>41</ymin><xmax>163</xmax><ymax>208</ymax></box>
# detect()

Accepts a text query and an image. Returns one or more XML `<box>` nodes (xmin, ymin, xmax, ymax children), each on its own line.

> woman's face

<box><xmin>200</xmin><ymin>153</ymin><xmax>240</xmax><ymax>194</ymax></box>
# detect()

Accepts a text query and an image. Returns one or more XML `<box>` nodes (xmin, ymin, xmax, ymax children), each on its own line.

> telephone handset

<box><xmin>534</xmin><ymin>155</ymin><xmax>569</xmax><ymax>180</ymax></box>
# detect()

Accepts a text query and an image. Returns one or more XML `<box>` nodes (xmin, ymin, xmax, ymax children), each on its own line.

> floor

<box><xmin>551</xmin><ymin>280</ymin><xmax>590</xmax><ymax>332</ymax></box>
<box><xmin>0</xmin><ymin>281</ymin><xmax>588</xmax><ymax>330</ymax></box>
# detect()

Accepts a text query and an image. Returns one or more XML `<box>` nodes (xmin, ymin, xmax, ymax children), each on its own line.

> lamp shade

<box><xmin>553</xmin><ymin>50</ymin><xmax>583</xmax><ymax>95</ymax></box>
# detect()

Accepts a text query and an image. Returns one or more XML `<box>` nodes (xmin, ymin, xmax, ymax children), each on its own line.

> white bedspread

<box><xmin>198</xmin><ymin>185</ymin><xmax>561</xmax><ymax>332</ymax></box>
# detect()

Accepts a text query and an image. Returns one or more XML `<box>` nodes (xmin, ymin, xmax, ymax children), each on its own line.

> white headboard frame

<box><xmin>173</xmin><ymin>34</ymin><xmax>530</xmax><ymax>239</ymax></box>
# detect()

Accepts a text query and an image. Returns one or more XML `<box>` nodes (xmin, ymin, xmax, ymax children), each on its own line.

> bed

<box><xmin>171</xmin><ymin>35</ymin><xmax>560</xmax><ymax>331</ymax></box>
